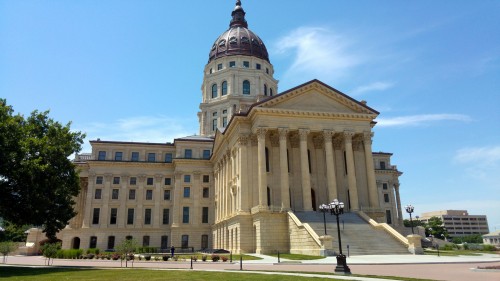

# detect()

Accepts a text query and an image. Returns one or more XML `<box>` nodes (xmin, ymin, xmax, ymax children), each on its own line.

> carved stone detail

<box><xmin>238</xmin><ymin>134</ymin><xmax>249</xmax><ymax>145</ymax></box>
<box><xmin>269</xmin><ymin>131</ymin><xmax>279</xmax><ymax>147</ymax></box>
<box><xmin>250</xmin><ymin>134</ymin><xmax>258</xmax><ymax>146</ymax></box>
<box><xmin>298</xmin><ymin>129</ymin><xmax>310</xmax><ymax>141</ymax></box>
<box><xmin>278</xmin><ymin>128</ymin><xmax>289</xmax><ymax>140</ymax></box>
<box><xmin>289</xmin><ymin>132</ymin><xmax>299</xmax><ymax>148</ymax></box>
<box><xmin>333</xmin><ymin>134</ymin><xmax>343</xmax><ymax>149</ymax></box>
<box><xmin>312</xmin><ymin>134</ymin><xmax>324</xmax><ymax>149</ymax></box>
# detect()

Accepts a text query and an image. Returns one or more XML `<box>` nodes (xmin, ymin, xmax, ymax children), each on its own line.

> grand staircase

<box><xmin>293</xmin><ymin>211</ymin><xmax>409</xmax><ymax>255</ymax></box>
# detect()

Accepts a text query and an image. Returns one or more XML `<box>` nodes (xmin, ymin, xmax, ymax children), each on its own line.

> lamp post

<box><xmin>405</xmin><ymin>204</ymin><xmax>415</xmax><ymax>234</ymax></box>
<box><xmin>328</xmin><ymin>199</ymin><xmax>351</xmax><ymax>274</ymax></box>
<box><xmin>319</xmin><ymin>204</ymin><xmax>330</xmax><ymax>235</ymax></box>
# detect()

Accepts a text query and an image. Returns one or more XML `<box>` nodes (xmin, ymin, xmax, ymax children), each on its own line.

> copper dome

<box><xmin>208</xmin><ymin>1</ymin><xmax>269</xmax><ymax>63</ymax></box>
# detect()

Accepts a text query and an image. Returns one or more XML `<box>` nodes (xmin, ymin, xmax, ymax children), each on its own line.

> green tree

<box><xmin>452</xmin><ymin>234</ymin><xmax>483</xmax><ymax>244</ymax></box>
<box><xmin>41</xmin><ymin>242</ymin><xmax>61</xmax><ymax>265</ymax></box>
<box><xmin>0</xmin><ymin>220</ymin><xmax>30</xmax><ymax>242</ymax></box>
<box><xmin>0</xmin><ymin>241</ymin><xmax>18</xmax><ymax>264</ymax></box>
<box><xmin>403</xmin><ymin>218</ymin><xmax>424</xmax><ymax>227</ymax></box>
<box><xmin>425</xmin><ymin>216</ymin><xmax>448</xmax><ymax>239</ymax></box>
<box><xmin>0</xmin><ymin>99</ymin><xmax>85</xmax><ymax>240</ymax></box>
<box><xmin>115</xmin><ymin>238</ymin><xmax>139</xmax><ymax>268</ymax></box>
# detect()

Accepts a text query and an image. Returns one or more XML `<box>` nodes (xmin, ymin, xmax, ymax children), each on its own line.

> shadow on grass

<box><xmin>0</xmin><ymin>266</ymin><xmax>90</xmax><ymax>278</ymax></box>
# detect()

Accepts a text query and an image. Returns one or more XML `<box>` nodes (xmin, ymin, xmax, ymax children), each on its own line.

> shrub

<box><xmin>86</xmin><ymin>253</ymin><xmax>95</xmax><ymax>259</ymax></box>
<box><xmin>191</xmin><ymin>256</ymin><xmax>198</xmax><ymax>262</ymax></box>
<box><xmin>221</xmin><ymin>256</ymin><xmax>228</xmax><ymax>262</ymax></box>
<box><xmin>173</xmin><ymin>255</ymin><xmax>178</xmax><ymax>261</ymax></box>
<box><xmin>112</xmin><ymin>253</ymin><xmax>121</xmax><ymax>260</ymax></box>
<box><xmin>482</xmin><ymin>244</ymin><xmax>496</xmax><ymax>251</ymax></box>
<box><xmin>144</xmin><ymin>255</ymin><xmax>151</xmax><ymax>261</ymax></box>
<box><xmin>211</xmin><ymin>254</ymin><xmax>220</xmax><ymax>262</ymax></box>
<box><xmin>441</xmin><ymin>244</ymin><xmax>458</xmax><ymax>250</ymax></box>
<box><xmin>162</xmin><ymin>255</ymin><xmax>169</xmax><ymax>261</ymax></box>
<box><xmin>86</xmin><ymin>248</ymin><xmax>100</xmax><ymax>255</ymax></box>
<box><xmin>202</xmin><ymin>255</ymin><xmax>207</xmax><ymax>262</ymax></box>
<box><xmin>154</xmin><ymin>256</ymin><xmax>160</xmax><ymax>261</ymax></box>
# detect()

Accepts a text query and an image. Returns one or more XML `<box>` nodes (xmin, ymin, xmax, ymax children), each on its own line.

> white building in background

<box><xmin>26</xmin><ymin>1</ymin><xmax>405</xmax><ymax>255</ymax></box>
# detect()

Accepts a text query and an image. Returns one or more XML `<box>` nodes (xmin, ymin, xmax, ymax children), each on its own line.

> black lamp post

<box><xmin>319</xmin><ymin>203</ymin><xmax>330</xmax><ymax>235</ymax></box>
<box><xmin>328</xmin><ymin>199</ymin><xmax>351</xmax><ymax>274</ymax></box>
<box><xmin>405</xmin><ymin>204</ymin><xmax>415</xmax><ymax>234</ymax></box>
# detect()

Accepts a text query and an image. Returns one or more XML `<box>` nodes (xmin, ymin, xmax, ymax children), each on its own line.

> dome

<box><xmin>208</xmin><ymin>1</ymin><xmax>269</xmax><ymax>63</ymax></box>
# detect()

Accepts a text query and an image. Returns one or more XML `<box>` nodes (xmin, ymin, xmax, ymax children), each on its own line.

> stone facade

<box><xmin>27</xmin><ymin>1</ymin><xmax>404</xmax><ymax>255</ymax></box>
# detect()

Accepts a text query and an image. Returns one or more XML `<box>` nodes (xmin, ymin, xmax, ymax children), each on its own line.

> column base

<box><xmin>334</xmin><ymin>254</ymin><xmax>351</xmax><ymax>274</ymax></box>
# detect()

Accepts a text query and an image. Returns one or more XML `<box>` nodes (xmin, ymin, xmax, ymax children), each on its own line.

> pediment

<box><xmin>255</xmin><ymin>80</ymin><xmax>378</xmax><ymax>116</ymax></box>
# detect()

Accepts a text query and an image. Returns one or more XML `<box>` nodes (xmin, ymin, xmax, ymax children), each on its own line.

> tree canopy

<box><xmin>425</xmin><ymin>216</ymin><xmax>448</xmax><ymax>239</ymax></box>
<box><xmin>0</xmin><ymin>99</ymin><xmax>85</xmax><ymax>240</ymax></box>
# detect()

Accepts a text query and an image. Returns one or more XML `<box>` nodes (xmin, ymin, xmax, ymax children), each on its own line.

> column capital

<box><xmin>278</xmin><ymin>128</ymin><xmax>289</xmax><ymax>139</ymax></box>
<box><xmin>323</xmin><ymin>130</ymin><xmax>335</xmax><ymax>141</ymax></box>
<box><xmin>363</xmin><ymin>131</ymin><xmax>374</xmax><ymax>144</ymax></box>
<box><xmin>155</xmin><ymin>174</ymin><xmax>163</xmax><ymax>181</ymax></box>
<box><xmin>256</xmin><ymin>127</ymin><xmax>268</xmax><ymax>139</ymax></box>
<box><xmin>269</xmin><ymin>131</ymin><xmax>279</xmax><ymax>147</ymax></box>
<box><xmin>343</xmin><ymin>130</ymin><xmax>355</xmax><ymax>143</ymax></box>
<box><xmin>312</xmin><ymin>134</ymin><xmax>324</xmax><ymax>149</ymax></box>
<box><xmin>299</xmin><ymin>129</ymin><xmax>310</xmax><ymax>141</ymax></box>
<box><xmin>238</xmin><ymin>134</ymin><xmax>249</xmax><ymax>145</ymax></box>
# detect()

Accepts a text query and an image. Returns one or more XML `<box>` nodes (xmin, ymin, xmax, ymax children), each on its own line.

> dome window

<box><xmin>241</xmin><ymin>37</ymin><xmax>250</xmax><ymax>44</ymax></box>
<box><xmin>243</xmin><ymin>80</ymin><xmax>250</xmax><ymax>95</ymax></box>
<box><xmin>229</xmin><ymin>37</ymin><xmax>238</xmax><ymax>44</ymax></box>
<box><xmin>218</xmin><ymin>39</ymin><xmax>226</xmax><ymax>47</ymax></box>
<box><xmin>211</xmin><ymin>44</ymin><xmax>216</xmax><ymax>50</ymax></box>
<box><xmin>251</xmin><ymin>38</ymin><xmax>259</xmax><ymax>46</ymax></box>
<box><xmin>222</xmin><ymin>81</ymin><xmax>228</xmax><ymax>96</ymax></box>
<box><xmin>264</xmin><ymin>84</ymin><xmax>268</xmax><ymax>96</ymax></box>
<box><xmin>211</xmin><ymin>84</ymin><xmax>218</xmax><ymax>98</ymax></box>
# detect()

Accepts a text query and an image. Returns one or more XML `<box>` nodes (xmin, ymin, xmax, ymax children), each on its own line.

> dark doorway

<box><xmin>71</xmin><ymin>237</ymin><xmax>80</xmax><ymax>249</ymax></box>
<box><xmin>311</xmin><ymin>189</ymin><xmax>316</xmax><ymax>211</ymax></box>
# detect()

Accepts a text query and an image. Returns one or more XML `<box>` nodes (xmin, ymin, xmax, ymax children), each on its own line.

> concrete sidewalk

<box><xmin>1</xmin><ymin>254</ymin><xmax>500</xmax><ymax>281</ymax></box>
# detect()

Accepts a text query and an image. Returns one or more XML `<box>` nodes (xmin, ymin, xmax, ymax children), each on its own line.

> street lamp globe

<box><xmin>405</xmin><ymin>204</ymin><xmax>415</xmax><ymax>234</ymax></box>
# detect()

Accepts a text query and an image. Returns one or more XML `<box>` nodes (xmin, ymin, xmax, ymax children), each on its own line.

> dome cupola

<box><xmin>208</xmin><ymin>0</ymin><xmax>269</xmax><ymax>63</ymax></box>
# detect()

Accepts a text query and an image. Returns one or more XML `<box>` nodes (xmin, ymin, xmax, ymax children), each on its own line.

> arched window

<box><xmin>264</xmin><ymin>84</ymin><xmax>268</xmax><ymax>96</ymax></box>
<box><xmin>270</xmin><ymin>88</ymin><xmax>273</xmax><ymax>96</ymax></box>
<box><xmin>222</xmin><ymin>81</ymin><xmax>228</xmax><ymax>96</ymax></box>
<box><xmin>211</xmin><ymin>84</ymin><xmax>218</xmax><ymax>98</ymax></box>
<box><xmin>243</xmin><ymin>80</ymin><xmax>250</xmax><ymax>95</ymax></box>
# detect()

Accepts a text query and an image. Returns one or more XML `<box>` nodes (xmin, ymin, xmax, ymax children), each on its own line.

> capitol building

<box><xmin>28</xmin><ymin>1</ymin><xmax>407</xmax><ymax>255</ymax></box>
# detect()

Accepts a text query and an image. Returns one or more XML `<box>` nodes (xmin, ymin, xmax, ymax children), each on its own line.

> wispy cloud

<box><xmin>376</xmin><ymin>114</ymin><xmax>472</xmax><ymax>127</ymax></box>
<box><xmin>453</xmin><ymin>145</ymin><xmax>500</xmax><ymax>181</ymax></box>
<box><xmin>351</xmin><ymin>81</ymin><xmax>395</xmax><ymax>96</ymax></box>
<box><xmin>74</xmin><ymin>115</ymin><xmax>198</xmax><ymax>152</ymax></box>
<box><xmin>454</xmin><ymin>145</ymin><xmax>500</xmax><ymax>165</ymax></box>
<box><xmin>273</xmin><ymin>26</ymin><xmax>363</xmax><ymax>82</ymax></box>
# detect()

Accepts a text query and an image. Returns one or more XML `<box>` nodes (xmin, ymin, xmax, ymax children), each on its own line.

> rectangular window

<box><xmin>110</xmin><ymin>208</ymin><xmax>117</xmax><ymax>224</ymax></box>
<box><xmin>144</xmin><ymin>209</ymin><xmax>152</xmax><ymax>225</ymax></box>
<box><xmin>164</xmin><ymin>178</ymin><xmax>171</xmax><ymax>185</ymax></box>
<box><xmin>146</xmin><ymin>190</ymin><xmax>153</xmax><ymax>200</ymax></box>
<box><xmin>98</xmin><ymin>151</ymin><xmax>106</xmax><ymax>160</ymax></box>
<box><xmin>161</xmin><ymin>235</ymin><xmax>169</xmax><ymax>250</ymax></box>
<box><xmin>203</xmin><ymin>187</ymin><xmax>209</xmax><ymax>198</ymax></box>
<box><xmin>203</xmin><ymin>150</ymin><xmax>211</xmax><ymax>159</ymax></box>
<box><xmin>380</xmin><ymin>161</ymin><xmax>386</xmax><ymax>170</ymax></box>
<box><xmin>202</xmin><ymin>207</ymin><xmax>209</xmax><ymax>223</ymax></box>
<box><xmin>165</xmin><ymin>153</ymin><xmax>173</xmax><ymax>163</ymax></box>
<box><xmin>162</xmin><ymin>208</ymin><xmax>170</xmax><ymax>225</ymax></box>
<box><xmin>256</xmin><ymin>63</ymin><xmax>261</xmax><ymax>69</ymax></box>
<box><xmin>184</xmin><ymin>187</ymin><xmax>190</xmax><ymax>198</ymax></box>
<box><xmin>107</xmin><ymin>236</ymin><xmax>115</xmax><ymax>250</ymax></box>
<box><xmin>143</xmin><ymin>235</ymin><xmax>150</xmax><ymax>247</ymax></box>
<box><xmin>203</xmin><ymin>175</ymin><xmax>210</xmax><ymax>183</ymax></box>
<box><xmin>164</xmin><ymin>190</ymin><xmax>171</xmax><ymax>200</ymax></box>
<box><xmin>129</xmin><ymin>189</ymin><xmax>136</xmax><ymax>200</ymax></box>
<box><xmin>127</xmin><ymin>208</ymin><xmax>134</xmax><ymax>224</ymax></box>
<box><xmin>113</xmin><ymin>177</ymin><xmax>120</xmax><ymax>185</ymax></box>
<box><xmin>217</xmin><ymin>63</ymin><xmax>222</xmax><ymax>70</ymax></box>
<box><xmin>147</xmin><ymin>153</ymin><xmax>156</xmax><ymax>162</ymax></box>
<box><xmin>201</xmin><ymin>235</ymin><xmax>208</xmax><ymax>249</ymax></box>
<box><xmin>130</xmin><ymin>177</ymin><xmax>137</xmax><ymax>185</ymax></box>
<box><xmin>222</xmin><ymin>116</ymin><xmax>227</xmax><ymax>127</ymax></box>
<box><xmin>382</xmin><ymin>183</ymin><xmax>388</xmax><ymax>190</ymax></box>
<box><xmin>112</xmin><ymin>189</ymin><xmax>119</xmax><ymax>200</ymax></box>
<box><xmin>147</xmin><ymin>177</ymin><xmax>154</xmax><ymax>185</ymax></box>
<box><xmin>89</xmin><ymin>236</ymin><xmax>97</xmax><ymax>249</ymax></box>
<box><xmin>114</xmin><ymin>152</ymin><xmax>123</xmax><ymax>161</ymax></box>
<box><xmin>182</xmin><ymin>207</ymin><xmax>189</xmax><ymax>223</ymax></box>
<box><xmin>184</xmin><ymin>175</ymin><xmax>191</xmax><ymax>183</ymax></box>
<box><xmin>229</xmin><ymin>61</ymin><xmax>236</xmax><ymax>67</ymax></box>
<box><xmin>131</xmin><ymin>152</ymin><xmax>139</xmax><ymax>161</ymax></box>
<box><xmin>212</xmin><ymin>119</ymin><xmax>218</xmax><ymax>131</ymax></box>
<box><xmin>266</xmin><ymin>68</ymin><xmax>269</xmax><ymax>74</ymax></box>
<box><xmin>92</xmin><ymin>208</ymin><xmax>100</xmax><ymax>225</ymax></box>
<box><xmin>185</xmin><ymin>149</ymin><xmax>192</xmax><ymax>159</ymax></box>
<box><xmin>96</xmin><ymin>176</ymin><xmax>103</xmax><ymax>185</ymax></box>
<box><xmin>384</xmin><ymin>193</ymin><xmax>390</xmax><ymax>203</ymax></box>
<box><xmin>386</xmin><ymin>210</ymin><xmax>392</xmax><ymax>224</ymax></box>
<box><xmin>181</xmin><ymin>235</ymin><xmax>189</xmax><ymax>248</ymax></box>
<box><xmin>243</xmin><ymin>61</ymin><xmax>249</xmax><ymax>68</ymax></box>
<box><xmin>94</xmin><ymin>189</ymin><xmax>102</xmax><ymax>199</ymax></box>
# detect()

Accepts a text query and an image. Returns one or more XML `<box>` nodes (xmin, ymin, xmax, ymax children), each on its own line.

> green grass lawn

<box><xmin>268</xmin><ymin>253</ymin><xmax>325</xmax><ymax>260</ymax></box>
<box><xmin>423</xmin><ymin>249</ymin><xmax>493</xmax><ymax>256</ymax></box>
<box><xmin>0</xmin><ymin>267</ymin><xmax>337</xmax><ymax>281</ymax></box>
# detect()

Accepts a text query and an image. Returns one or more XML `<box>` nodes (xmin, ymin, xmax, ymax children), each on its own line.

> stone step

<box><xmin>293</xmin><ymin>211</ymin><xmax>409</xmax><ymax>255</ymax></box>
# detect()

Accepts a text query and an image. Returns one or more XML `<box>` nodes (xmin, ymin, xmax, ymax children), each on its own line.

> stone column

<box><xmin>299</xmin><ymin>129</ymin><xmax>312</xmax><ymax>211</ymax></box>
<box><xmin>136</xmin><ymin>174</ymin><xmax>146</xmax><ymax>226</ymax></box>
<box><xmin>344</xmin><ymin>131</ymin><xmax>359</xmax><ymax>210</ymax></box>
<box><xmin>153</xmin><ymin>174</ymin><xmax>162</xmax><ymax>228</ymax></box>
<box><xmin>221</xmin><ymin>158</ymin><xmax>226</xmax><ymax>219</ymax></box>
<box><xmin>278</xmin><ymin>128</ymin><xmax>290</xmax><ymax>210</ymax></box>
<box><xmin>395</xmin><ymin>183</ymin><xmax>403</xmax><ymax>225</ymax></box>
<box><xmin>118</xmin><ymin>175</ymin><xmax>128</xmax><ymax>227</ymax></box>
<box><xmin>102</xmin><ymin>174</ymin><xmax>112</xmax><ymax>227</ymax></box>
<box><xmin>323</xmin><ymin>130</ymin><xmax>338</xmax><ymax>202</ymax></box>
<box><xmin>256</xmin><ymin>128</ymin><xmax>268</xmax><ymax>208</ymax></box>
<box><xmin>171</xmin><ymin>172</ymin><xmax>182</xmax><ymax>227</ymax></box>
<box><xmin>82</xmin><ymin>173</ymin><xmax>95</xmax><ymax>228</ymax></box>
<box><xmin>363</xmin><ymin>132</ymin><xmax>379</xmax><ymax>208</ymax></box>
<box><xmin>238</xmin><ymin>135</ymin><xmax>249</xmax><ymax>211</ymax></box>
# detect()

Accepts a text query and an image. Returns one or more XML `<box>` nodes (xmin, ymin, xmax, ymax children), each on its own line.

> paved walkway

<box><xmin>1</xmin><ymin>254</ymin><xmax>500</xmax><ymax>281</ymax></box>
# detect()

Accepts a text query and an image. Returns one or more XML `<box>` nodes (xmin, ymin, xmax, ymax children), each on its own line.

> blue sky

<box><xmin>1</xmin><ymin>1</ymin><xmax>499</xmax><ymax>231</ymax></box>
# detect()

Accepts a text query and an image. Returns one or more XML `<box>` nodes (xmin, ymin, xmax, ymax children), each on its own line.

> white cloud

<box><xmin>454</xmin><ymin>145</ymin><xmax>500</xmax><ymax>165</ymax></box>
<box><xmin>75</xmin><ymin>115</ymin><xmax>198</xmax><ymax>152</ymax></box>
<box><xmin>273</xmin><ymin>26</ymin><xmax>363</xmax><ymax>82</ymax></box>
<box><xmin>351</xmin><ymin>81</ymin><xmax>395</xmax><ymax>96</ymax></box>
<box><xmin>376</xmin><ymin>114</ymin><xmax>472</xmax><ymax>127</ymax></box>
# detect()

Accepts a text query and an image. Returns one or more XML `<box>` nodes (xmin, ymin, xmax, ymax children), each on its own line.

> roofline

<box><xmin>373</xmin><ymin>152</ymin><xmax>394</xmax><ymax>156</ymax></box>
<box><xmin>89</xmin><ymin>140</ymin><xmax>174</xmax><ymax>146</ymax></box>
